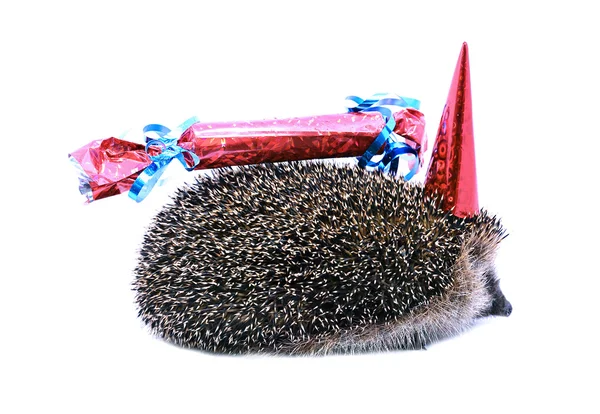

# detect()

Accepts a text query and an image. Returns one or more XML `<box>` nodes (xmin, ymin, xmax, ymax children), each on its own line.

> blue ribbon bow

<box><xmin>128</xmin><ymin>116</ymin><xmax>200</xmax><ymax>202</ymax></box>
<box><xmin>346</xmin><ymin>94</ymin><xmax>421</xmax><ymax>180</ymax></box>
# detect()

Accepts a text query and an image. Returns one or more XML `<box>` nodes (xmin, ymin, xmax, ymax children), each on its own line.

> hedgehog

<box><xmin>133</xmin><ymin>161</ymin><xmax>511</xmax><ymax>354</ymax></box>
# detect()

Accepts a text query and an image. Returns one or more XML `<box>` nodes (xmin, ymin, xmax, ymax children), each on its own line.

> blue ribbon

<box><xmin>128</xmin><ymin>116</ymin><xmax>200</xmax><ymax>202</ymax></box>
<box><xmin>346</xmin><ymin>94</ymin><xmax>421</xmax><ymax>181</ymax></box>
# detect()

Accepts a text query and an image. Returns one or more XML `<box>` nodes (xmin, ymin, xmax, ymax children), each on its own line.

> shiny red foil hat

<box><xmin>424</xmin><ymin>42</ymin><xmax>479</xmax><ymax>218</ymax></box>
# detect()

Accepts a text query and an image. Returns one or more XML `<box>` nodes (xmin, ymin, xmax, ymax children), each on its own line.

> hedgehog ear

<box><xmin>425</xmin><ymin>42</ymin><xmax>479</xmax><ymax>218</ymax></box>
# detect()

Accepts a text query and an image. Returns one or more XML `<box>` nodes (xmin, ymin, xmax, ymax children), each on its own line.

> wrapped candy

<box><xmin>69</xmin><ymin>95</ymin><xmax>427</xmax><ymax>202</ymax></box>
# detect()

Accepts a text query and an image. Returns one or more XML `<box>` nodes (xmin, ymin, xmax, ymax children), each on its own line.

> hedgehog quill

<box><xmin>133</xmin><ymin>43</ymin><xmax>512</xmax><ymax>354</ymax></box>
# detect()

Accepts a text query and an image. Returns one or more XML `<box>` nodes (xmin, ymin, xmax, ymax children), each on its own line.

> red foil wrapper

<box><xmin>70</xmin><ymin>107</ymin><xmax>426</xmax><ymax>202</ymax></box>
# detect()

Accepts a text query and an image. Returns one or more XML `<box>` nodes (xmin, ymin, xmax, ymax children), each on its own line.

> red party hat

<box><xmin>425</xmin><ymin>42</ymin><xmax>479</xmax><ymax>217</ymax></box>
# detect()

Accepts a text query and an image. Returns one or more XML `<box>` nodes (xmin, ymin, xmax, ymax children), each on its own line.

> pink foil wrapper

<box><xmin>69</xmin><ymin>107</ymin><xmax>426</xmax><ymax>202</ymax></box>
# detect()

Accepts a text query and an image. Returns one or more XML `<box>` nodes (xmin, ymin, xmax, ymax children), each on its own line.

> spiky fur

<box><xmin>134</xmin><ymin>161</ymin><xmax>509</xmax><ymax>355</ymax></box>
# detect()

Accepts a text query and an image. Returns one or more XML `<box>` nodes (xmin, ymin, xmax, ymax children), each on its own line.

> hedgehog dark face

<box><xmin>482</xmin><ymin>270</ymin><xmax>512</xmax><ymax>317</ymax></box>
<box><xmin>134</xmin><ymin>162</ymin><xmax>510</xmax><ymax>355</ymax></box>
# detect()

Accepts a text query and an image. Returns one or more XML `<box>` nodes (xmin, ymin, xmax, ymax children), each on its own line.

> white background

<box><xmin>1</xmin><ymin>1</ymin><xmax>599</xmax><ymax>413</ymax></box>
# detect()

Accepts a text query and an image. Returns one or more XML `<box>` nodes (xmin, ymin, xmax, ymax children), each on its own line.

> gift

<box><xmin>68</xmin><ymin>95</ymin><xmax>427</xmax><ymax>202</ymax></box>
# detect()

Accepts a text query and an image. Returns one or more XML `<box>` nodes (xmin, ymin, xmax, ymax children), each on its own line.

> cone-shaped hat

<box><xmin>425</xmin><ymin>42</ymin><xmax>479</xmax><ymax>217</ymax></box>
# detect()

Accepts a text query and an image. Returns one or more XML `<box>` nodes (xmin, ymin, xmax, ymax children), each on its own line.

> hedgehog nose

<box><xmin>503</xmin><ymin>300</ymin><xmax>513</xmax><ymax>317</ymax></box>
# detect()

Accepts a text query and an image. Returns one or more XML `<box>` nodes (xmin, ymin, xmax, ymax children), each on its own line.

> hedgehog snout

<box><xmin>480</xmin><ymin>269</ymin><xmax>512</xmax><ymax>318</ymax></box>
<box><xmin>489</xmin><ymin>293</ymin><xmax>512</xmax><ymax>317</ymax></box>
<box><xmin>503</xmin><ymin>300</ymin><xmax>513</xmax><ymax>317</ymax></box>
